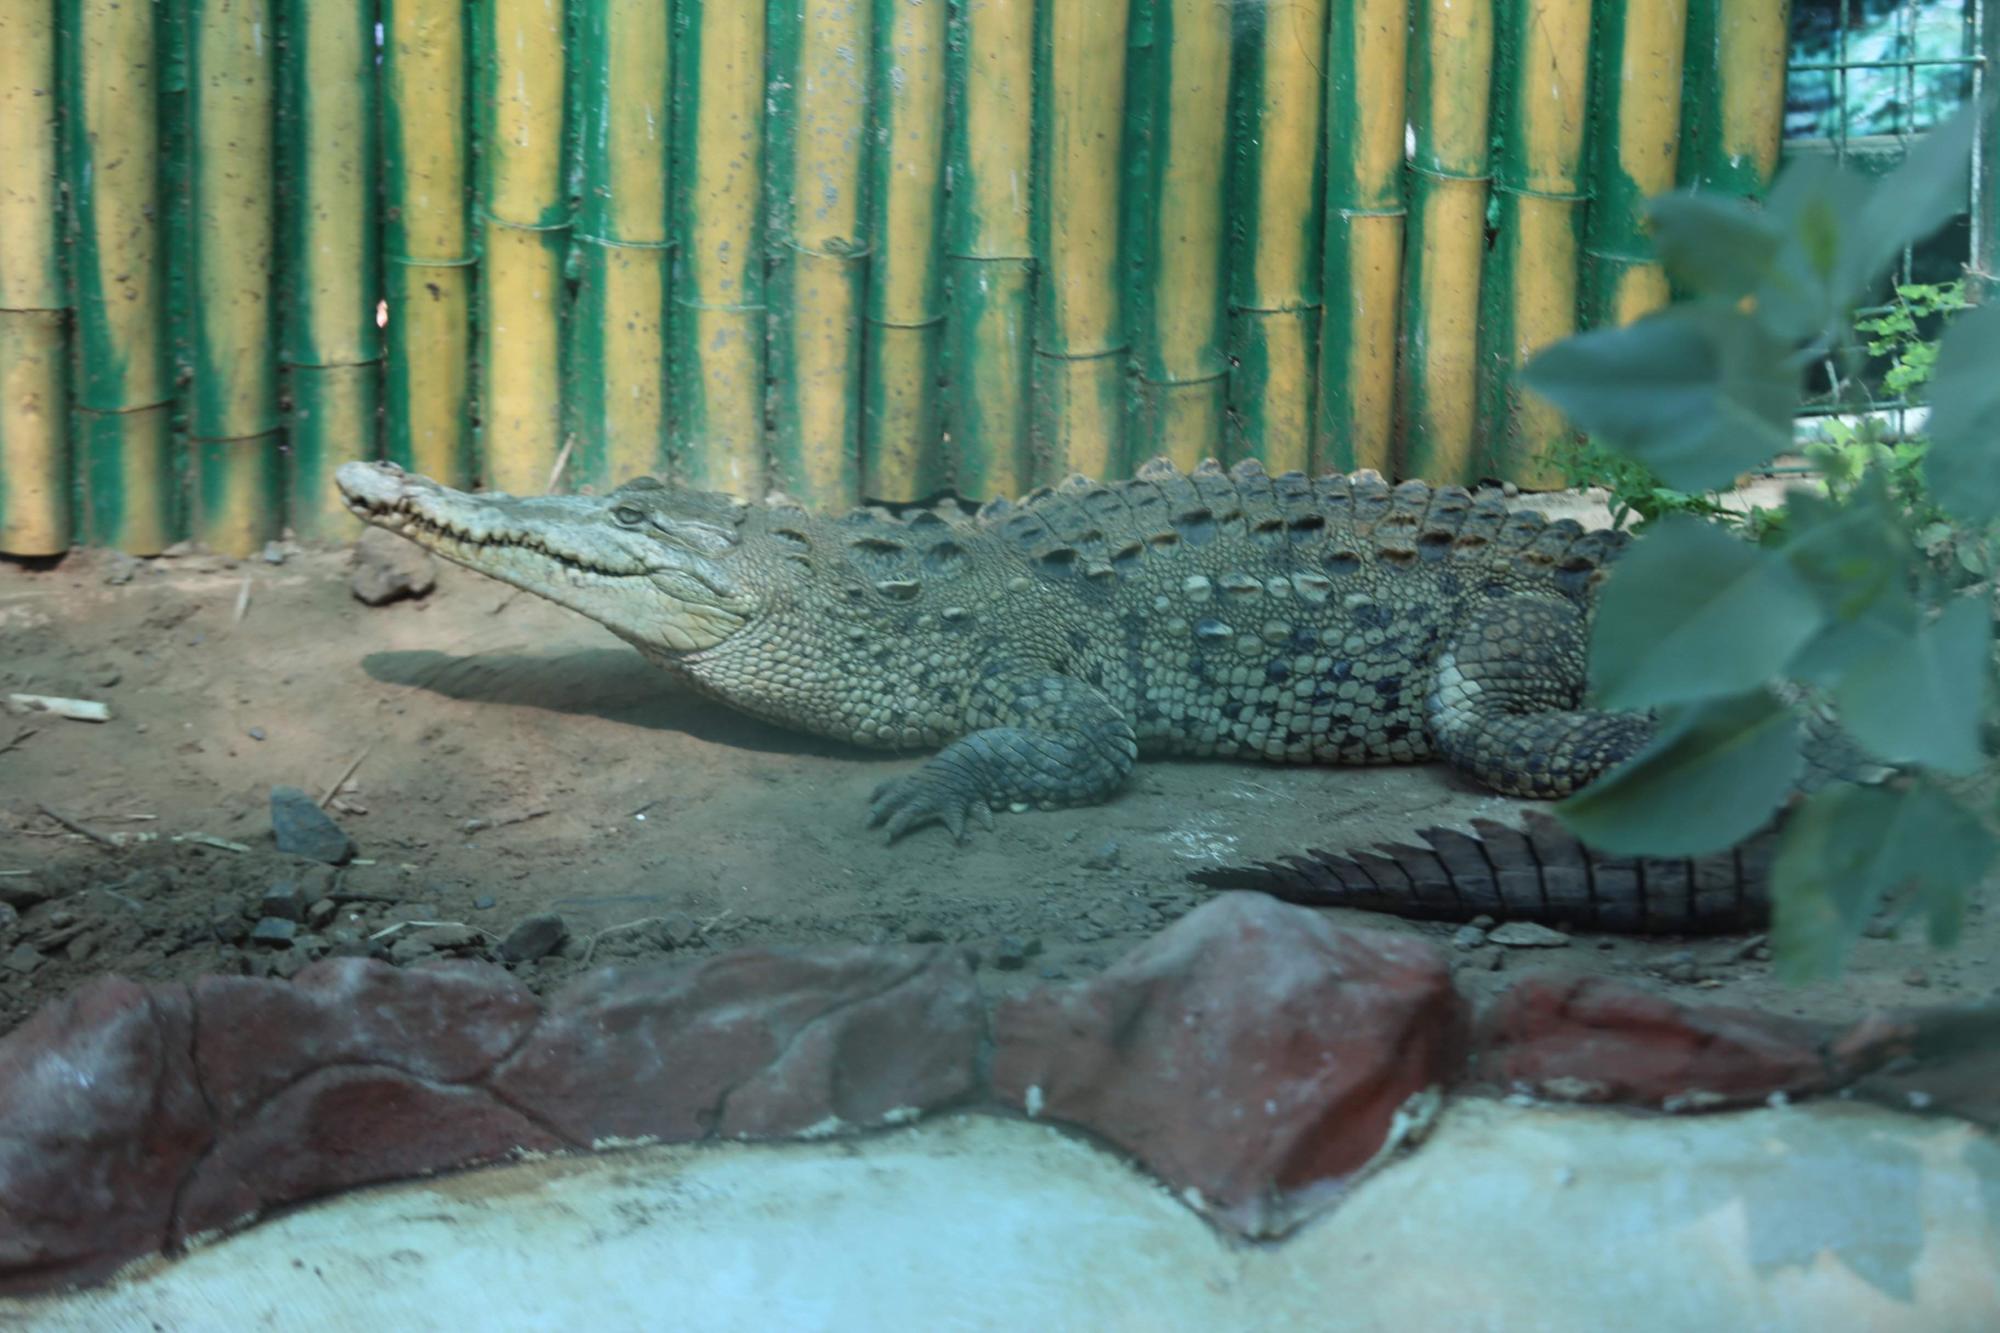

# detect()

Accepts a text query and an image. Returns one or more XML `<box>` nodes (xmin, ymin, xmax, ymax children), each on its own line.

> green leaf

<box><xmin>1779</xmin><ymin>482</ymin><xmax>1913</xmax><ymax>621</ymax></box>
<box><xmin>1753</xmin><ymin>158</ymin><xmax>1875</xmax><ymax>340</ymax></box>
<box><xmin>1771</xmin><ymin>780</ymin><xmax>1997</xmax><ymax>982</ymax></box>
<box><xmin>1827</xmin><ymin>596</ymin><xmax>1993</xmax><ymax>775</ymax></box>
<box><xmin>1520</xmin><ymin>306</ymin><xmax>1798</xmax><ymax>494</ymax></box>
<box><xmin>1923</xmin><ymin>301</ymin><xmax>2000</xmax><ymax>525</ymax></box>
<box><xmin>1555</xmin><ymin>689</ymin><xmax>1801</xmax><ymax>857</ymax></box>
<box><xmin>1645</xmin><ymin>192</ymin><xmax>1783</xmax><ymax>300</ymax></box>
<box><xmin>1844</xmin><ymin>107</ymin><xmax>1979</xmax><ymax>301</ymax></box>
<box><xmin>1589</xmin><ymin>517</ymin><xmax>1827</xmax><ymax>710</ymax></box>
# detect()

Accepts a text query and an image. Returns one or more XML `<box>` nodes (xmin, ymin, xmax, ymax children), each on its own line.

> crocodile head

<box><xmin>336</xmin><ymin>461</ymin><xmax>761</xmax><ymax>653</ymax></box>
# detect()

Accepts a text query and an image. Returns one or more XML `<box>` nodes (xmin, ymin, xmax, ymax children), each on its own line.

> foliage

<box><xmin>1520</xmin><ymin>108</ymin><xmax>1998</xmax><ymax>982</ymax></box>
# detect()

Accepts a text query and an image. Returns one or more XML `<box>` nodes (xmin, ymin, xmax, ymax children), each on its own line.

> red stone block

<box><xmin>990</xmin><ymin>893</ymin><xmax>1462</xmax><ymax>1236</ymax></box>
<box><xmin>0</xmin><ymin>979</ymin><xmax>212</xmax><ymax>1294</ymax></box>
<box><xmin>1476</xmin><ymin>974</ymin><xmax>1834</xmax><ymax>1109</ymax></box>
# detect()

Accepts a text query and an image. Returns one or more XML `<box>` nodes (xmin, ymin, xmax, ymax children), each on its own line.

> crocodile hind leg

<box><xmin>869</xmin><ymin>662</ymin><xmax>1139</xmax><ymax>842</ymax></box>
<box><xmin>1425</xmin><ymin>595</ymin><xmax>1652</xmax><ymax>798</ymax></box>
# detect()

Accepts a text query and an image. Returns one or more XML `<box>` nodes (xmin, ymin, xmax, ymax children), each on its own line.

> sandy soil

<box><xmin>1</xmin><ymin>490</ymin><xmax>1993</xmax><ymax>1036</ymax></box>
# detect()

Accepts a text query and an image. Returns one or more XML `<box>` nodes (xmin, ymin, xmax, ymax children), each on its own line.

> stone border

<box><xmin>0</xmin><ymin>893</ymin><xmax>1980</xmax><ymax>1296</ymax></box>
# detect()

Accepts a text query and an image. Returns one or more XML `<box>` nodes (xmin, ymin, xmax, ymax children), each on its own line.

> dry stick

<box><xmin>319</xmin><ymin>744</ymin><xmax>372</xmax><ymax>810</ymax></box>
<box><xmin>232</xmin><ymin>576</ymin><xmax>252</xmax><ymax>625</ymax></box>
<box><xmin>0</xmin><ymin>727</ymin><xmax>36</xmax><ymax>757</ymax></box>
<box><xmin>36</xmin><ymin>803</ymin><xmax>117</xmax><ymax>848</ymax></box>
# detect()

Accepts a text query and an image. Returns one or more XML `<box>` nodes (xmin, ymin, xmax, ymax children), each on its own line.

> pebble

<box><xmin>247</xmin><ymin>727</ymin><xmax>266</xmax><ymax>742</ymax></box>
<box><xmin>269</xmin><ymin>950</ymin><xmax>309</xmax><ymax>980</ymax></box>
<box><xmin>4</xmin><ymin>942</ymin><xmax>43</xmax><ymax>975</ymax></box>
<box><xmin>260</xmin><ymin>882</ymin><xmax>310</xmax><ymax>923</ymax></box>
<box><xmin>1903</xmin><ymin>968</ymin><xmax>1930</xmax><ymax>988</ymax></box>
<box><xmin>1469</xmin><ymin>914</ymin><xmax>1496</xmax><ymax>930</ymax></box>
<box><xmin>474</xmin><ymin>896</ymin><xmax>497</xmax><ymax>911</ymax></box>
<box><xmin>350</xmin><ymin>528</ymin><xmax>437</xmax><ymax>606</ymax></box>
<box><xmin>498</xmin><ymin>914</ymin><xmax>569</xmax><ymax>965</ymax></box>
<box><xmin>1082</xmin><ymin>840</ymin><xmax>1122</xmax><ymax>871</ymax></box>
<box><xmin>1486</xmin><ymin>922</ymin><xmax>1570</xmax><ymax>948</ymax></box>
<box><xmin>262</xmin><ymin>541</ymin><xmax>287</xmax><ymax>566</ymax></box>
<box><xmin>306</xmin><ymin>898</ymin><xmax>338</xmax><ymax>928</ymax></box>
<box><xmin>993</xmin><ymin>935</ymin><xmax>1040</xmax><ymax>971</ymax></box>
<box><xmin>1732</xmin><ymin>934</ymin><xmax>1770</xmax><ymax>962</ymax></box>
<box><xmin>65</xmin><ymin>934</ymin><xmax>97</xmax><ymax>964</ymax></box>
<box><xmin>1451</xmin><ymin>925</ymin><xmax>1487</xmax><ymax>951</ymax></box>
<box><xmin>904</xmin><ymin>923</ymin><xmax>946</xmax><ymax>944</ymax></box>
<box><xmin>270</xmin><ymin>786</ymin><xmax>357</xmax><ymax>865</ymax></box>
<box><xmin>411</xmin><ymin>923</ymin><xmax>480</xmax><ymax>952</ymax></box>
<box><xmin>249</xmin><ymin>917</ymin><xmax>298</xmax><ymax>948</ymax></box>
<box><xmin>388</xmin><ymin>936</ymin><xmax>436</xmax><ymax>965</ymax></box>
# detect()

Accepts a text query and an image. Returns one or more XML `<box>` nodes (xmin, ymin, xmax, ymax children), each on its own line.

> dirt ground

<box><xmin>2</xmin><ymin>488</ymin><xmax>1995</xmax><ymax>1038</ymax></box>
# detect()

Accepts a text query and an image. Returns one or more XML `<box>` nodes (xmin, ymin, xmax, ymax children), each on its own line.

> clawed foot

<box><xmin>868</xmin><ymin>769</ymin><xmax>999</xmax><ymax>843</ymax></box>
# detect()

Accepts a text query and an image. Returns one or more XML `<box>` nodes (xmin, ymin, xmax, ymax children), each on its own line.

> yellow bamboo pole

<box><xmin>673</xmin><ymin>2</ymin><xmax>767</xmax><ymax>496</ymax></box>
<box><xmin>766</xmin><ymin>0</ymin><xmax>869</xmax><ymax>508</ymax></box>
<box><xmin>1480</xmin><ymin>0</ymin><xmax>1593</xmax><ymax>487</ymax></box>
<box><xmin>1398</xmin><ymin>0</ymin><xmax>1490</xmax><ymax>483</ymax></box>
<box><xmin>944</xmin><ymin>0</ymin><xmax>1035</xmax><ymax>499</ymax></box>
<box><xmin>382</xmin><ymin>0</ymin><xmax>472</xmax><ymax>489</ymax></box>
<box><xmin>864</xmin><ymin>0</ymin><xmax>949</xmax><ymax>501</ymax></box>
<box><xmin>1683</xmin><ymin>0</ymin><xmax>1790</xmax><ymax>197</ymax></box>
<box><xmin>68</xmin><ymin>0</ymin><xmax>174</xmax><ymax>553</ymax></box>
<box><xmin>1033</xmin><ymin>0</ymin><xmax>1132</xmax><ymax>482</ymax></box>
<box><xmin>1227</xmin><ymin>0</ymin><xmax>1328</xmax><ymax>477</ymax></box>
<box><xmin>1583</xmin><ymin>0</ymin><xmax>1688</xmax><ymax>328</ymax></box>
<box><xmin>281</xmin><ymin>0</ymin><xmax>381</xmax><ymax>542</ymax></box>
<box><xmin>571</xmin><ymin>0</ymin><xmax>672</xmax><ymax>493</ymax></box>
<box><xmin>1132</xmin><ymin>0</ymin><xmax>1231</xmax><ymax>470</ymax></box>
<box><xmin>0</xmin><ymin>0</ymin><xmax>67</xmax><ymax>553</ymax></box>
<box><xmin>479</xmin><ymin>0</ymin><xmax>568</xmax><ymax>496</ymax></box>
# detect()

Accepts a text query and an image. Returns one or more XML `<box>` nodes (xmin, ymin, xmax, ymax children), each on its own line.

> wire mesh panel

<box><xmin>1785</xmin><ymin>0</ymin><xmax>1988</xmax><ymax>419</ymax></box>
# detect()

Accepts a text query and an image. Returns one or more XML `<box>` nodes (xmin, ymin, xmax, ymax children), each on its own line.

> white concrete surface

<box><xmin>8</xmin><ymin>1100</ymin><xmax>1997</xmax><ymax>1333</ymax></box>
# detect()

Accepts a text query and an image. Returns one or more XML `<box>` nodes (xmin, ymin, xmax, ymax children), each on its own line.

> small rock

<box><xmin>993</xmin><ymin>936</ymin><xmax>1040</xmax><ymax>971</ymax></box>
<box><xmin>1664</xmin><ymin>961</ymin><xmax>1702</xmax><ymax>984</ymax></box>
<box><xmin>103</xmin><ymin>554</ymin><xmax>140</xmax><ymax>586</ymax></box>
<box><xmin>259</xmin><ymin>882</ymin><xmax>310</xmax><ymax>922</ymax></box>
<box><xmin>93</xmin><ymin>665</ymin><xmax>123</xmax><ymax>689</ymax></box>
<box><xmin>659</xmin><ymin>911</ymin><xmax>700</xmax><ymax>948</ymax></box>
<box><xmin>262</xmin><ymin>541</ymin><xmax>287</xmax><ymax>565</ymax></box>
<box><xmin>0</xmin><ymin>877</ymin><xmax>49</xmax><ymax>911</ymax></box>
<box><xmin>411</xmin><ymin>923</ymin><xmax>480</xmax><ymax>952</ymax></box>
<box><xmin>210</xmin><ymin>911</ymin><xmax>250</xmax><ymax>945</ymax></box>
<box><xmin>1485</xmin><ymin>949</ymin><xmax>1506</xmax><ymax>972</ymax></box>
<box><xmin>1469</xmin><ymin>914</ymin><xmax>1496</xmax><ymax>930</ymax></box>
<box><xmin>249</xmin><ymin>917</ymin><xmax>298</xmax><ymax>948</ymax></box>
<box><xmin>473</xmin><ymin>895</ymin><xmax>497</xmax><ymax>911</ymax></box>
<box><xmin>1732</xmin><ymin>934</ymin><xmax>1770</xmax><ymax>962</ymax></box>
<box><xmin>498</xmin><ymin>913</ymin><xmax>568</xmax><ymax>964</ymax></box>
<box><xmin>1863</xmin><ymin>918</ymin><xmax>1897</xmax><ymax>940</ymax></box>
<box><xmin>1451</xmin><ymin>925</ymin><xmax>1487</xmax><ymax>951</ymax></box>
<box><xmin>0</xmin><ymin>902</ymin><xmax>18</xmax><ymax>941</ymax></box>
<box><xmin>270</xmin><ymin>786</ymin><xmax>357</xmax><ymax>865</ymax></box>
<box><xmin>1753</xmin><ymin>944</ymin><xmax>1772</xmax><ymax>961</ymax></box>
<box><xmin>3</xmin><ymin>941</ymin><xmax>39</xmax><ymax>974</ymax></box>
<box><xmin>269</xmin><ymin>949</ymin><xmax>309</xmax><ymax>980</ymax></box>
<box><xmin>306</xmin><ymin>898</ymin><xmax>338</xmax><ymax>928</ymax></box>
<box><xmin>1487</xmin><ymin>922</ymin><xmax>1570</xmax><ymax>948</ymax></box>
<box><xmin>350</xmin><ymin>527</ymin><xmax>437</xmax><ymax>606</ymax></box>
<box><xmin>65</xmin><ymin>933</ymin><xmax>97</xmax><ymax>964</ymax></box>
<box><xmin>388</xmin><ymin>936</ymin><xmax>436</xmax><ymax>965</ymax></box>
<box><xmin>1082</xmin><ymin>840</ymin><xmax>1122</xmax><ymax>871</ymax></box>
<box><xmin>247</xmin><ymin>726</ymin><xmax>266</xmax><ymax>742</ymax></box>
<box><xmin>905</xmin><ymin>922</ymin><xmax>946</xmax><ymax>944</ymax></box>
<box><xmin>1903</xmin><ymin>968</ymin><xmax>1931</xmax><ymax>989</ymax></box>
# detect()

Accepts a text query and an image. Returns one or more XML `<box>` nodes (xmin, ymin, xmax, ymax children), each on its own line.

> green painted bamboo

<box><xmin>1397</xmin><ymin>0</ymin><xmax>1485</xmax><ymax>482</ymax></box>
<box><xmin>1128</xmin><ymin>0</ymin><xmax>1231</xmax><ymax>470</ymax></box>
<box><xmin>0</xmin><ymin>0</ymin><xmax>68</xmax><ymax>554</ymax></box>
<box><xmin>65</xmin><ymin>0</ymin><xmax>175</xmax><ymax>553</ymax></box>
<box><xmin>279</xmin><ymin>0</ymin><xmax>381</xmax><ymax>541</ymax></box>
<box><xmin>570</xmin><ymin>0</ymin><xmax>672</xmax><ymax>495</ymax></box>
<box><xmin>477</xmin><ymin>0</ymin><xmax>568</xmax><ymax>497</ymax></box>
<box><xmin>671</xmin><ymin>0</ymin><xmax>768</xmax><ymax>495</ymax></box>
<box><xmin>943</xmin><ymin>0</ymin><xmax>1034</xmax><ymax>501</ymax></box>
<box><xmin>186</xmin><ymin>0</ymin><xmax>281</xmax><ymax>555</ymax></box>
<box><xmin>1032</xmin><ymin>0</ymin><xmax>1133</xmax><ymax>482</ymax></box>
<box><xmin>1583</xmin><ymin>0</ymin><xmax>1688</xmax><ymax>328</ymax></box>
<box><xmin>1477</xmin><ymin>0</ymin><xmax>1593</xmax><ymax>488</ymax></box>
<box><xmin>1679</xmin><ymin>0</ymin><xmax>1791</xmax><ymax>198</ymax></box>
<box><xmin>864</xmin><ymin>0</ymin><xmax>948</xmax><ymax>501</ymax></box>
<box><xmin>1117</xmin><ymin>0</ymin><xmax>1158</xmax><ymax>471</ymax></box>
<box><xmin>765</xmin><ymin>0</ymin><xmax>869</xmax><ymax>508</ymax></box>
<box><xmin>381</xmin><ymin>0</ymin><xmax>473</xmax><ymax>489</ymax></box>
<box><xmin>1226</xmin><ymin>0</ymin><xmax>1327</xmax><ymax>475</ymax></box>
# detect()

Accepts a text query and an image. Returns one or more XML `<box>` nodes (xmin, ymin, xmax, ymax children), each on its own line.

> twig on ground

<box><xmin>232</xmin><ymin>576</ymin><xmax>252</xmax><ymax>625</ymax></box>
<box><xmin>8</xmin><ymin>694</ymin><xmax>111</xmax><ymax>723</ymax></box>
<box><xmin>320</xmin><ymin>745</ymin><xmax>372</xmax><ymax>809</ymax></box>
<box><xmin>36</xmin><ymin>803</ymin><xmax>116</xmax><ymax>848</ymax></box>
<box><xmin>0</xmin><ymin>727</ymin><xmax>37</xmax><ymax>757</ymax></box>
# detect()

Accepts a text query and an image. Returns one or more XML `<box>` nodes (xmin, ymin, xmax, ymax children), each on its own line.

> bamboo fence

<box><xmin>2</xmin><ymin>0</ymin><xmax>1826</xmax><ymax>556</ymax></box>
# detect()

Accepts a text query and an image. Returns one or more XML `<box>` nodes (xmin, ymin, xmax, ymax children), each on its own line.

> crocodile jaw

<box><xmin>335</xmin><ymin>461</ymin><xmax>753</xmax><ymax>653</ymax></box>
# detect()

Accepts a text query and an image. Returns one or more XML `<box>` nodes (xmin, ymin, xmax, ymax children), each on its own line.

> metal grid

<box><xmin>1785</xmin><ymin>0</ymin><xmax>1990</xmax><ymax>421</ymax></box>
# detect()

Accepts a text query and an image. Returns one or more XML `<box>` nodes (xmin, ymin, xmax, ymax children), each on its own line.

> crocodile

<box><xmin>336</xmin><ymin>455</ymin><xmax>1802</xmax><ymax>934</ymax></box>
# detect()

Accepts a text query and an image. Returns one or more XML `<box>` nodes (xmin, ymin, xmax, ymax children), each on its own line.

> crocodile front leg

<box><xmin>868</xmin><ymin>662</ymin><xmax>1139</xmax><ymax>842</ymax></box>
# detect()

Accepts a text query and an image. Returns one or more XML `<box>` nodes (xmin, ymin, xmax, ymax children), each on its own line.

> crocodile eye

<box><xmin>612</xmin><ymin>504</ymin><xmax>645</xmax><ymax>527</ymax></box>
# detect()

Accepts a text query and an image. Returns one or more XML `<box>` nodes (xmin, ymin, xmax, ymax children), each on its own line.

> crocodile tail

<box><xmin>1190</xmin><ymin>809</ymin><xmax>1779</xmax><ymax>935</ymax></box>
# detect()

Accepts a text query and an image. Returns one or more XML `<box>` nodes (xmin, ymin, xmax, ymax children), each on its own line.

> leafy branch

<box><xmin>1521</xmin><ymin>107</ymin><xmax>1999</xmax><ymax>982</ymax></box>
